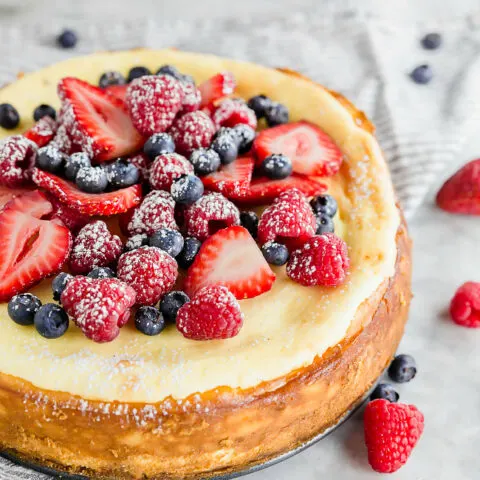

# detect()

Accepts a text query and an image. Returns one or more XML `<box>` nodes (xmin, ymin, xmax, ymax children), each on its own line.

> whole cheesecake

<box><xmin>0</xmin><ymin>49</ymin><xmax>411</xmax><ymax>479</ymax></box>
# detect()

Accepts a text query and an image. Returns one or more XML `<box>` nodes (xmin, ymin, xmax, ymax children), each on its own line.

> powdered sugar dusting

<box><xmin>0</xmin><ymin>135</ymin><xmax>37</xmax><ymax>187</ymax></box>
<box><xmin>149</xmin><ymin>153</ymin><xmax>194</xmax><ymax>190</ymax></box>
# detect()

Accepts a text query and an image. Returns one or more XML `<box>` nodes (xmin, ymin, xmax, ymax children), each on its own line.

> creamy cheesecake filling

<box><xmin>0</xmin><ymin>50</ymin><xmax>400</xmax><ymax>402</ymax></box>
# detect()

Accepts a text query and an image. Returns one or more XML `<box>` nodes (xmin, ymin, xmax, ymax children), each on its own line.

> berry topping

<box><xmin>127</xmin><ymin>66</ymin><xmax>151</xmax><ymax>83</ymax></box>
<box><xmin>160</xmin><ymin>291</ymin><xmax>190</xmax><ymax>323</ymax></box>
<box><xmin>149</xmin><ymin>227</ymin><xmax>184</xmax><ymax>258</ymax></box>
<box><xmin>0</xmin><ymin>103</ymin><xmax>20</xmax><ymax>130</ymax></box>
<box><xmin>126</xmin><ymin>75</ymin><xmax>184</xmax><ymax>136</ymax></box>
<box><xmin>104</xmin><ymin>84</ymin><xmax>128</xmax><ymax>103</ymax></box>
<box><xmin>34</xmin><ymin>304</ymin><xmax>69</xmax><ymax>339</ymax></box>
<box><xmin>185</xmin><ymin>226</ymin><xmax>275</xmax><ymax>300</ymax></box>
<box><xmin>265</xmin><ymin>102</ymin><xmax>289</xmax><ymax>127</ymax></box>
<box><xmin>98</xmin><ymin>71</ymin><xmax>126</xmax><ymax>88</ymax></box>
<box><xmin>117</xmin><ymin>246</ymin><xmax>178</xmax><ymax>306</ymax></box>
<box><xmin>410</xmin><ymin>64</ymin><xmax>433</xmax><ymax>85</ymax></box>
<box><xmin>388</xmin><ymin>354</ymin><xmax>417</xmax><ymax>383</ymax></box>
<box><xmin>56</xmin><ymin>29</ymin><xmax>77</xmax><ymax>49</ymax></box>
<box><xmin>171</xmin><ymin>174</ymin><xmax>204</xmax><ymax>205</ymax></box>
<box><xmin>168</xmin><ymin>111</ymin><xmax>216</xmax><ymax>156</ymax></box>
<box><xmin>156</xmin><ymin>65</ymin><xmax>183</xmax><ymax>80</ymax></box>
<box><xmin>286</xmin><ymin>233</ymin><xmax>349</xmax><ymax>287</ymax></box>
<box><xmin>33</xmin><ymin>104</ymin><xmax>57</xmax><ymax>121</ymax></box>
<box><xmin>24</xmin><ymin>116</ymin><xmax>58</xmax><ymax>148</ymax></box>
<box><xmin>127</xmin><ymin>153</ymin><xmax>151</xmax><ymax>183</ymax></box>
<box><xmin>315</xmin><ymin>213</ymin><xmax>335</xmax><ymax>235</ymax></box>
<box><xmin>189</xmin><ymin>148</ymin><xmax>221</xmax><ymax>176</ymax></box>
<box><xmin>47</xmin><ymin>195</ymin><xmax>90</xmax><ymax>233</ymax></box>
<box><xmin>52</xmin><ymin>272</ymin><xmax>73</xmax><ymax>301</ymax></box>
<box><xmin>105</xmin><ymin>158</ymin><xmax>140</xmax><ymax>189</ymax></box>
<box><xmin>176</xmin><ymin>237</ymin><xmax>201</xmax><ymax>270</ymax></box>
<box><xmin>364</xmin><ymin>399</ymin><xmax>424</xmax><ymax>473</ymax></box>
<box><xmin>143</xmin><ymin>132</ymin><xmax>176</xmax><ymax>160</ymax></box>
<box><xmin>87</xmin><ymin>266</ymin><xmax>115</xmax><ymax>279</ymax></box>
<box><xmin>184</xmin><ymin>192</ymin><xmax>240</xmax><ymax>241</ymax></box>
<box><xmin>247</xmin><ymin>95</ymin><xmax>272</xmax><ymax>119</ymax></box>
<box><xmin>135</xmin><ymin>306</ymin><xmax>166</xmax><ymax>336</ymax></box>
<box><xmin>0</xmin><ymin>135</ymin><xmax>37</xmax><ymax>187</ymax></box>
<box><xmin>180</xmin><ymin>81</ymin><xmax>201</xmax><ymax>113</ymax></box>
<box><xmin>310</xmin><ymin>194</ymin><xmax>338</xmax><ymax>217</ymax></box>
<box><xmin>450</xmin><ymin>282</ymin><xmax>480</xmax><ymax>327</ymax></box>
<box><xmin>8</xmin><ymin>293</ymin><xmax>42</xmax><ymax>326</ymax></box>
<box><xmin>176</xmin><ymin>285</ymin><xmax>244</xmax><ymax>341</ymax></box>
<box><xmin>212</xmin><ymin>98</ymin><xmax>257</xmax><ymax>130</ymax></box>
<box><xmin>261</xmin><ymin>153</ymin><xmax>292</xmax><ymax>180</ymax></box>
<box><xmin>125</xmin><ymin>233</ymin><xmax>149</xmax><ymax>252</ymax></box>
<box><xmin>370</xmin><ymin>383</ymin><xmax>400</xmax><ymax>403</ymax></box>
<box><xmin>211</xmin><ymin>132</ymin><xmax>239</xmax><ymax>165</ymax></box>
<box><xmin>198</xmin><ymin>72</ymin><xmax>236</xmax><ymax>107</ymax></box>
<box><xmin>36</xmin><ymin>145</ymin><xmax>67</xmax><ymax>174</ymax></box>
<box><xmin>254</xmin><ymin>121</ymin><xmax>342</xmax><ymax>177</ymax></box>
<box><xmin>64</xmin><ymin>152</ymin><xmax>91</xmax><ymax>181</ymax></box>
<box><xmin>421</xmin><ymin>32</ymin><xmax>442</xmax><ymax>50</ymax></box>
<box><xmin>232</xmin><ymin>124</ymin><xmax>256</xmax><ymax>154</ymax></box>
<box><xmin>69</xmin><ymin>220</ymin><xmax>123</xmax><ymax>274</ymax></box>
<box><xmin>149</xmin><ymin>153</ymin><xmax>194</xmax><ymax>191</ymax></box>
<box><xmin>239</xmin><ymin>211</ymin><xmax>258</xmax><ymax>239</ymax></box>
<box><xmin>32</xmin><ymin>169</ymin><xmax>142</xmax><ymax>216</ymax></box>
<box><xmin>0</xmin><ymin>185</ymin><xmax>33</xmax><ymax>210</ymax></box>
<box><xmin>61</xmin><ymin>276</ymin><xmax>136</xmax><ymax>343</ymax></box>
<box><xmin>261</xmin><ymin>241</ymin><xmax>289</xmax><ymax>266</ymax></box>
<box><xmin>75</xmin><ymin>166</ymin><xmax>109</xmax><ymax>193</ymax></box>
<box><xmin>0</xmin><ymin>191</ymin><xmax>72</xmax><ymax>301</ymax></box>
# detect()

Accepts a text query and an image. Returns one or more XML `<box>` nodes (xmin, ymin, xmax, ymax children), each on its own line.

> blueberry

<box><xmin>125</xmin><ymin>234</ymin><xmax>149</xmax><ymax>252</ymax></box>
<box><xmin>310</xmin><ymin>194</ymin><xmax>338</xmax><ymax>217</ymax></box>
<box><xmin>143</xmin><ymin>133</ymin><xmax>175</xmax><ymax>160</ymax></box>
<box><xmin>232</xmin><ymin>124</ymin><xmax>256</xmax><ymax>154</ymax></box>
<box><xmin>410</xmin><ymin>65</ymin><xmax>433</xmax><ymax>85</ymax></box>
<box><xmin>370</xmin><ymin>383</ymin><xmax>399</xmax><ymax>403</ymax></box>
<box><xmin>211</xmin><ymin>134</ymin><xmax>238</xmax><ymax>165</ymax></box>
<box><xmin>106</xmin><ymin>159</ymin><xmax>139</xmax><ymax>189</ymax></box>
<box><xmin>315</xmin><ymin>213</ymin><xmax>335</xmax><ymax>235</ymax></box>
<box><xmin>65</xmin><ymin>152</ymin><xmax>91</xmax><ymax>181</ymax></box>
<box><xmin>247</xmin><ymin>94</ymin><xmax>272</xmax><ymax>119</ymax></box>
<box><xmin>421</xmin><ymin>33</ymin><xmax>442</xmax><ymax>50</ymax></box>
<box><xmin>36</xmin><ymin>145</ymin><xmax>67</xmax><ymax>174</ymax></box>
<box><xmin>261</xmin><ymin>242</ymin><xmax>289</xmax><ymax>266</ymax></box>
<box><xmin>52</xmin><ymin>272</ymin><xmax>73</xmax><ymax>302</ymax></box>
<box><xmin>127</xmin><ymin>66</ymin><xmax>151</xmax><ymax>83</ymax></box>
<box><xmin>265</xmin><ymin>102</ymin><xmax>289</xmax><ymax>127</ymax></box>
<box><xmin>156</xmin><ymin>65</ymin><xmax>183</xmax><ymax>81</ymax></box>
<box><xmin>388</xmin><ymin>354</ymin><xmax>417</xmax><ymax>383</ymax></box>
<box><xmin>75</xmin><ymin>166</ymin><xmax>108</xmax><ymax>193</ymax></box>
<box><xmin>171</xmin><ymin>174</ymin><xmax>204</xmax><ymax>204</ymax></box>
<box><xmin>56</xmin><ymin>29</ymin><xmax>78</xmax><ymax>49</ymax></box>
<box><xmin>149</xmin><ymin>228</ymin><xmax>184</xmax><ymax>257</ymax></box>
<box><xmin>240</xmin><ymin>211</ymin><xmax>259</xmax><ymax>238</ymax></box>
<box><xmin>160</xmin><ymin>291</ymin><xmax>190</xmax><ymax>323</ymax></box>
<box><xmin>180</xmin><ymin>74</ymin><xmax>195</xmax><ymax>85</ymax></box>
<box><xmin>34</xmin><ymin>304</ymin><xmax>69</xmax><ymax>339</ymax></box>
<box><xmin>189</xmin><ymin>148</ymin><xmax>221</xmax><ymax>176</ymax></box>
<box><xmin>98</xmin><ymin>71</ymin><xmax>126</xmax><ymax>88</ymax></box>
<box><xmin>0</xmin><ymin>103</ymin><xmax>20</xmax><ymax>129</ymax></box>
<box><xmin>135</xmin><ymin>306</ymin><xmax>166</xmax><ymax>336</ymax></box>
<box><xmin>33</xmin><ymin>104</ymin><xmax>56</xmax><ymax>121</ymax></box>
<box><xmin>176</xmin><ymin>237</ymin><xmax>201</xmax><ymax>269</ymax></box>
<box><xmin>88</xmin><ymin>267</ymin><xmax>115</xmax><ymax>279</ymax></box>
<box><xmin>261</xmin><ymin>154</ymin><xmax>292</xmax><ymax>180</ymax></box>
<box><xmin>8</xmin><ymin>293</ymin><xmax>42</xmax><ymax>326</ymax></box>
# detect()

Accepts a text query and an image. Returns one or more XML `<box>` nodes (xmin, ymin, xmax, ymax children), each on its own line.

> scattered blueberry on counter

<box><xmin>135</xmin><ymin>306</ymin><xmax>166</xmax><ymax>336</ymax></box>
<box><xmin>127</xmin><ymin>66</ymin><xmax>151</xmax><ymax>83</ymax></box>
<box><xmin>388</xmin><ymin>354</ymin><xmax>417</xmax><ymax>383</ymax></box>
<box><xmin>421</xmin><ymin>32</ymin><xmax>442</xmax><ymax>50</ymax></box>
<box><xmin>149</xmin><ymin>228</ymin><xmax>185</xmax><ymax>258</ymax></box>
<box><xmin>160</xmin><ymin>291</ymin><xmax>190</xmax><ymax>323</ymax></box>
<box><xmin>0</xmin><ymin>103</ymin><xmax>20</xmax><ymax>130</ymax></box>
<box><xmin>261</xmin><ymin>153</ymin><xmax>292</xmax><ymax>180</ymax></box>
<box><xmin>98</xmin><ymin>71</ymin><xmax>126</xmax><ymax>88</ymax></box>
<box><xmin>410</xmin><ymin>64</ymin><xmax>433</xmax><ymax>85</ymax></box>
<box><xmin>176</xmin><ymin>237</ymin><xmax>202</xmax><ymax>270</ymax></box>
<box><xmin>8</xmin><ymin>293</ymin><xmax>42</xmax><ymax>326</ymax></box>
<box><xmin>57</xmin><ymin>29</ymin><xmax>78</xmax><ymax>49</ymax></box>
<box><xmin>52</xmin><ymin>273</ymin><xmax>73</xmax><ymax>302</ymax></box>
<box><xmin>33</xmin><ymin>104</ymin><xmax>56</xmax><ymax>121</ymax></box>
<box><xmin>261</xmin><ymin>241</ymin><xmax>289</xmax><ymax>266</ymax></box>
<box><xmin>370</xmin><ymin>383</ymin><xmax>399</xmax><ymax>403</ymax></box>
<box><xmin>34</xmin><ymin>304</ymin><xmax>69</xmax><ymax>339</ymax></box>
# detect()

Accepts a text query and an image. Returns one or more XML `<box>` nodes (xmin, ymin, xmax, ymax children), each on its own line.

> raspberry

<box><xmin>127</xmin><ymin>152</ymin><xmax>151</xmax><ymax>183</ymax></box>
<box><xmin>0</xmin><ymin>135</ymin><xmax>37</xmax><ymax>187</ymax></box>
<box><xmin>180</xmin><ymin>81</ymin><xmax>201</xmax><ymax>114</ymax></box>
<box><xmin>50</xmin><ymin>124</ymin><xmax>73</xmax><ymax>154</ymax></box>
<box><xmin>257</xmin><ymin>188</ymin><xmax>316</xmax><ymax>248</ymax></box>
<box><xmin>364</xmin><ymin>399</ymin><xmax>424</xmax><ymax>473</ymax></box>
<box><xmin>168</xmin><ymin>111</ymin><xmax>216</xmax><ymax>156</ymax></box>
<box><xmin>212</xmin><ymin>98</ymin><xmax>257</xmax><ymax>130</ymax></box>
<box><xmin>450</xmin><ymin>282</ymin><xmax>480</xmax><ymax>328</ymax></box>
<box><xmin>185</xmin><ymin>192</ymin><xmax>240</xmax><ymax>241</ymax></box>
<box><xmin>69</xmin><ymin>220</ymin><xmax>123</xmax><ymax>274</ymax></box>
<box><xmin>61</xmin><ymin>276</ymin><xmax>136</xmax><ymax>343</ymax></box>
<box><xmin>149</xmin><ymin>153</ymin><xmax>194</xmax><ymax>190</ymax></box>
<box><xmin>48</xmin><ymin>195</ymin><xmax>90</xmax><ymax>233</ymax></box>
<box><xmin>286</xmin><ymin>233</ymin><xmax>349</xmax><ymax>287</ymax></box>
<box><xmin>126</xmin><ymin>75</ymin><xmax>184</xmax><ymax>136</ymax></box>
<box><xmin>24</xmin><ymin>116</ymin><xmax>57</xmax><ymax>148</ymax></box>
<box><xmin>117</xmin><ymin>246</ymin><xmax>178</xmax><ymax>306</ymax></box>
<box><xmin>176</xmin><ymin>285</ymin><xmax>243</xmax><ymax>340</ymax></box>
<box><xmin>127</xmin><ymin>190</ymin><xmax>177</xmax><ymax>236</ymax></box>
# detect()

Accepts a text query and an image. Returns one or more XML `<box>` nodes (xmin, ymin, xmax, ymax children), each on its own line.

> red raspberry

<box><xmin>180</xmin><ymin>81</ymin><xmax>201</xmax><ymax>114</ymax></box>
<box><xmin>185</xmin><ymin>192</ymin><xmax>240</xmax><ymax>241</ymax></box>
<box><xmin>0</xmin><ymin>135</ymin><xmax>37</xmax><ymax>187</ymax></box>
<box><xmin>24</xmin><ymin>116</ymin><xmax>57</xmax><ymax>148</ymax></box>
<box><xmin>69</xmin><ymin>220</ymin><xmax>123</xmax><ymax>274</ymax></box>
<box><xmin>126</xmin><ymin>190</ymin><xmax>177</xmax><ymax>236</ymax></box>
<box><xmin>450</xmin><ymin>282</ymin><xmax>480</xmax><ymax>328</ymax></box>
<box><xmin>364</xmin><ymin>399</ymin><xmax>424</xmax><ymax>473</ymax></box>
<box><xmin>48</xmin><ymin>195</ymin><xmax>90</xmax><ymax>233</ymax></box>
<box><xmin>149</xmin><ymin>153</ymin><xmax>194</xmax><ymax>190</ymax></box>
<box><xmin>168</xmin><ymin>111</ymin><xmax>216</xmax><ymax>156</ymax></box>
<box><xmin>117</xmin><ymin>246</ymin><xmax>178</xmax><ymax>306</ymax></box>
<box><xmin>176</xmin><ymin>284</ymin><xmax>244</xmax><ymax>340</ymax></box>
<box><xmin>257</xmin><ymin>188</ymin><xmax>316</xmax><ymax>248</ymax></box>
<box><xmin>50</xmin><ymin>124</ymin><xmax>73</xmax><ymax>154</ymax></box>
<box><xmin>286</xmin><ymin>233</ymin><xmax>349</xmax><ymax>287</ymax></box>
<box><xmin>126</xmin><ymin>75</ymin><xmax>184</xmax><ymax>136</ymax></box>
<box><xmin>61</xmin><ymin>276</ymin><xmax>136</xmax><ymax>343</ymax></box>
<box><xmin>212</xmin><ymin>98</ymin><xmax>257</xmax><ymax>130</ymax></box>
<box><xmin>127</xmin><ymin>152</ymin><xmax>151</xmax><ymax>183</ymax></box>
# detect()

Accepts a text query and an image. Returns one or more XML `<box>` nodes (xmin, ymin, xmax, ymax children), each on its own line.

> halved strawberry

<box><xmin>0</xmin><ymin>190</ymin><xmax>72</xmax><ymax>301</ymax></box>
<box><xmin>24</xmin><ymin>116</ymin><xmax>57</xmax><ymax>148</ymax></box>
<box><xmin>253</xmin><ymin>121</ymin><xmax>343</xmax><ymax>176</ymax></box>
<box><xmin>58</xmin><ymin>77</ymin><xmax>143</xmax><ymax>162</ymax></box>
<box><xmin>184</xmin><ymin>225</ymin><xmax>275</xmax><ymax>300</ymax></box>
<box><xmin>104</xmin><ymin>84</ymin><xmax>128</xmax><ymax>103</ymax></box>
<box><xmin>201</xmin><ymin>156</ymin><xmax>254</xmax><ymax>198</ymax></box>
<box><xmin>32</xmin><ymin>168</ymin><xmax>142</xmax><ymax>216</ymax></box>
<box><xmin>198</xmin><ymin>72</ymin><xmax>236</xmax><ymax>108</ymax></box>
<box><xmin>0</xmin><ymin>185</ymin><xmax>33</xmax><ymax>210</ymax></box>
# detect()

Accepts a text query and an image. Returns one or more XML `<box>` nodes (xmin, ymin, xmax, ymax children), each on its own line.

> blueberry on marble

<box><xmin>370</xmin><ymin>383</ymin><xmax>400</xmax><ymax>403</ymax></box>
<box><xmin>388</xmin><ymin>354</ymin><xmax>417</xmax><ymax>383</ymax></box>
<box><xmin>160</xmin><ymin>291</ymin><xmax>190</xmax><ymax>323</ymax></box>
<box><xmin>170</xmin><ymin>174</ymin><xmax>204</xmax><ymax>204</ymax></box>
<box><xmin>52</xmin><ymin>272</ymin><xmax>73</xmax><ymax>302</ymax></box>
<box><xmin>8</xmin><ymin>293</ymin><xmax>42</xmax><ymax>326</ymax></box>
<box><xmin>135</xmin><ymin>306</ymin><xmax>166</xmax><ymax>336</ymax></box>
<box><xmin>57</xmin><ymin>29</ymin><xmax>78</xmax><ymax>49</ymax></box>
<box><xmin>149</xmin><ymin>228</ymin><xmax>185</xmax><ymax>258</ymax></box>
<box><xmin>421</xmin><ymin>33</ymin><xmax>442</xmax><ymax>50</ymax></box>
<box><xmin>410</xmin><ymin>65</ymin><xmax>433</xmax><ymax>85</ymax></box>
<box><xmin>176</xmin><ymin>237</ymin><xmax>202</xmax><ymax>270</ymax></box>
<box><xmin>0</xmin><ymin>103</ymin><xmax>20</xmax><ymax>130</ymax></box>
<box><xmin>261</xmin><ymin>242</ymin><xmax>289</xmax><ymax>266</ymax></box>
<box><xmin>33</xmin><ymin>104</ymin><xmax>56</xmax><ymax>121</ymax></box>
<box><xmin>34</xmin><ymin>304</ymin><xmax>69</xmax><ymax>339</ymax></box>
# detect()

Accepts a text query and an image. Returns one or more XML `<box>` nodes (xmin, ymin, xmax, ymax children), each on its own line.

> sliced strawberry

<box><xmin>198</xmin><ymin>72</ymin><xmax>236</xmax><ymax>108</ymax></box>
<box><xmin>201</xmin><ymin>156</ymin><xmax>254</xmax><ymax>198</ymax></box>
<box><xmin>253</xmin><ymin>121</ymin><xmax>343</xmax><ymax>176</ymax></box>
<box><xmin>184</xmin><ymin>225</ymin><xmax>275</xmax><ymax>300</ymax></box>
<box><xmin>32</xmin><ymin>168</ymin><xmax>142</xmax><ymax>216</ymax></box>
<box><xmin>24</xmin><ymin>116</ymin><xmax>57</xmax><ymax>148</ymax></box>
<box><xmin>0</xmin><ymin>191</ymin><xmax>72</xmax><ymax>301</ymax></box>
<box><xmin>0</xmin><ymin>185</ymin><xmax>33</xmax><ymax>210</ymax></box>
<box><xmin>104</xmin><ymin>84</ymin><xmax>128</xmax><ymax>103</ymax></box>
<box><xmin>58</xmin><ymin>77</ymin><xmax>143</xmax><ymax>162</ymax></box>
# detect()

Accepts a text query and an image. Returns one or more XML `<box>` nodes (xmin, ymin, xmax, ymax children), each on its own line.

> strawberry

<box><xmin>201</xmin><ymin>155</ymin><xmax>254</xmax><ymax>198</ymax></box>
<box><xmin>0</xmin><ymin>190</ymin><xmax>72</xmax><ymax>301</ymax></box>
<box><xmin>32</xmin><ymin>168</ymin><xmax>142</xmax><ymax>216</ymax></box>
<box><xmin>185</xmin><ymin>225</ymin><xmax>275</xmax><ymax>300</ymax></box>
<box><xmin>24</xmin><ymin>116</ymin><xmax>57</xmax><ymax>148</ymax></box>
<box><xmin>47</xmin><ymin>195</ymin><xmax>90</xmax><ymax>233</ymax></box>
<box><xmin>180</xmin><ymin>81</ymin><xmax>201</xmax><ymax>114</ymax></box>
<box><xmin>0</xmin><ymin>185</ymin><xmax>33</xmax><ymax>210</ymax></box>
<box><xmin>104</xmin><ymin>84</ymin><xmax>128</xmax><ymax>103</ymax></box>
<box><xmin>198</xmin><ymin>72</ymin><xmax>236</xmax><ymax>108</ymax></box>
<box><xmin>58</xmin><ymin>77</ymin><xmax>143</xmax><ymax>162</ymax></box>
<box><xmin>436</xmin><ymin>159</ymin><xmax>480</xmax><ymax>215</ymax></box>
<box><xmin>253</xmin><ymin>121</ymin><xmax>343</xmax><ymax>177</ymax></box>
